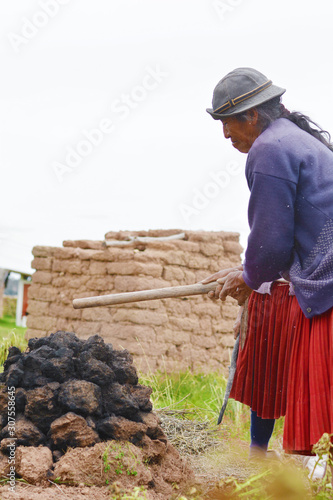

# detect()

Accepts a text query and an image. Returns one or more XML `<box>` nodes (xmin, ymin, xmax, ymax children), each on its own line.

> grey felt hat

<box><xmin>206</xmin><ymin>67</ymin><xmax>286</xmax><ymax>119</ymax></box>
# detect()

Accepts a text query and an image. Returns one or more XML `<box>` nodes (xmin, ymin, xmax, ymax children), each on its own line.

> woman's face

<box><xmin>221</xmin><ymin>114</ymin><xmax>261</xmax><ymax>153</ymax></box>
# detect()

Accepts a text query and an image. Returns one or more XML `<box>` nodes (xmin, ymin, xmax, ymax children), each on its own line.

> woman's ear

<box><xmin>247</xmin><ymin>108</ymin><xmax>259</xmax><ymax>125</ymax></box>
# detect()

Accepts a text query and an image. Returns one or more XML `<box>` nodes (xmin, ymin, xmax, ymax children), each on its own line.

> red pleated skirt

<box><xmin>229</xmin><ymin>281</ymin><xmax>333</xmax><ymax>455</ymax></box>
<box><xmin>283</xmin><ymin>305</ymin><xmax>333</xmax><ymax>455</ymax></box>
<box><xmin>229</xmin><ymin>282</ymin><xmax>297</xmax><ymax>419</ymax></box>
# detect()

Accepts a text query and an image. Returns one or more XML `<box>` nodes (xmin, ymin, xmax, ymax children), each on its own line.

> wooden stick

<box><xmin>72</xmin><ymin>281</ymin><xmax>218</xmax><ymax>309</ymax></box>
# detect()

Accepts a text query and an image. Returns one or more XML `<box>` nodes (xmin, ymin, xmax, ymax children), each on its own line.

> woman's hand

<box><xmin>217</xmin><ymin>271</ymin><xmax>252</xmax><ymax>305</ymax></box>
<box><xmin>201</xmin><ymin>265</ymin><xmax>243</xmax><ymax>300</ymax></box>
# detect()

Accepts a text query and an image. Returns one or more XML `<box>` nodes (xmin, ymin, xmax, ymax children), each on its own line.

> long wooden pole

<box><xmin>72</xmin><ymin>281</ymin><xmax>218</xmax><ymax>309</ymax></box>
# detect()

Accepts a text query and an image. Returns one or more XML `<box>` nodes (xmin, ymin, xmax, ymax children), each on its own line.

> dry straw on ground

<box><xmin>156</xmin><ymin>409</ymin><xmax>221</xmax><ymax>456</ymax></box>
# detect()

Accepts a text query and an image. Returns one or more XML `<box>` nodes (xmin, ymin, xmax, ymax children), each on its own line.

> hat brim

<box><xmin>206</xmin><ymin>84</ymin><xmax>286</xmax><ymax>120</ymax></box>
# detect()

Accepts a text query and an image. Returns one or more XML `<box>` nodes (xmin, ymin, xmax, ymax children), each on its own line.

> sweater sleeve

<box><xmin>242</xmin><ymin>171</ymin><xmax>297</xmax><ymax>290</ymax></box>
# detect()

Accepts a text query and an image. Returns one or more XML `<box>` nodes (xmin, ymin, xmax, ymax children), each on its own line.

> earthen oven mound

<box><xmin>0</xmin><ymin>331</ymin><xmax>194</xmax><ymax>498</ymax></box>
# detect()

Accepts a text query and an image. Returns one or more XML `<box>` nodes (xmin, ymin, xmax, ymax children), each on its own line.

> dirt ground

<box><xmin>0</xmin><ymin>443</ymin><xmax>246</xmax><ymax>499</ymax></box>
<box><xmin>0</xmin><ymin>483</ymin><xmax>111</xmax><ymax>499</ymax></box>
<box><xmin>0</xmin><ymin>438</ymin><xmax>310</xmax><ymax>500</ymax></box>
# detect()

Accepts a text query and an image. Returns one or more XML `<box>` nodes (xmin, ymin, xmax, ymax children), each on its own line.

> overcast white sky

<box><xmin>1</xmin><ymin>0</ymin><xmax>333</xmax><ymax>274</ymax></box>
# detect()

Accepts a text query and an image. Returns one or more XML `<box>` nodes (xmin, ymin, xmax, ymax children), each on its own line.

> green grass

<box><xmin>0</xmin><ymin>315</ymin><xmax>27</xmax><ymax>339</ymax></box>
<box><xmin>139</xmin><ymin>369</ymin><xmax>284</xmax><ymax>446</ymax></box>
<box><xmin>0</xmin><ymin>315</ymin><xmax>28</xmax><ymax>369</ymax></box>
<box><xmin>138</xmin><ymin>370</ymin><xmax>333</xmax><ymax>499</ymax></box>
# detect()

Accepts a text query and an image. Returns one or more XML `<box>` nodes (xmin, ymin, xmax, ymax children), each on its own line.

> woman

<box><xmin>202</xmin><ymin>67</ymin><xmax>333</xmax><ymax>455</ymax></box>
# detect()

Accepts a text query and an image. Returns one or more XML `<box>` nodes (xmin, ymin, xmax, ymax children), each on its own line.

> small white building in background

<box><xmin>0</xmin><ymin>237</ymin><xmax>33</xmax><ymax>327</ymax></box>
<box><xmin>0</xmin><ymin>269</ymin><xmax>9</xmax><ymax>318</ymax></box>
<box><xmin>15</xmin><ymin>274</ymin><xmax>31</xmax><ymax>327</ymax></box>
<box><xmin>1</xmin><ymin>269</ymin><xmax>31</xmax><ymax>326</ymax></box>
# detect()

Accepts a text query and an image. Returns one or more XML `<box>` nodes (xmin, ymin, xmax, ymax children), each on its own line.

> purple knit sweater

<box><xmin>242</xmin><ymin>118</ymin><xmax>333</xmax><ymax>318</ymax></box>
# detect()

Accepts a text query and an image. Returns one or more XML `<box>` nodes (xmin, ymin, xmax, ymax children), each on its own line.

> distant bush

<box><xmin>3</xmin><ymin>297</ymin><xmax>17</xmax><ymax>318</ymax></box>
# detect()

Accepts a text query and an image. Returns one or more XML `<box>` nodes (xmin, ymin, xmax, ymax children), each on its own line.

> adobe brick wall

<box><xmin>26</xmin><ymin>229</ymin><xmax>243</xmax><ymax>375</ymax></box>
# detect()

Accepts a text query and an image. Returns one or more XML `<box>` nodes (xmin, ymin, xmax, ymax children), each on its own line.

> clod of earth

<box><xmin>0</xmin><ymin>331</ymin><xmax>194</xmax><ymax>498</ymax></box>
